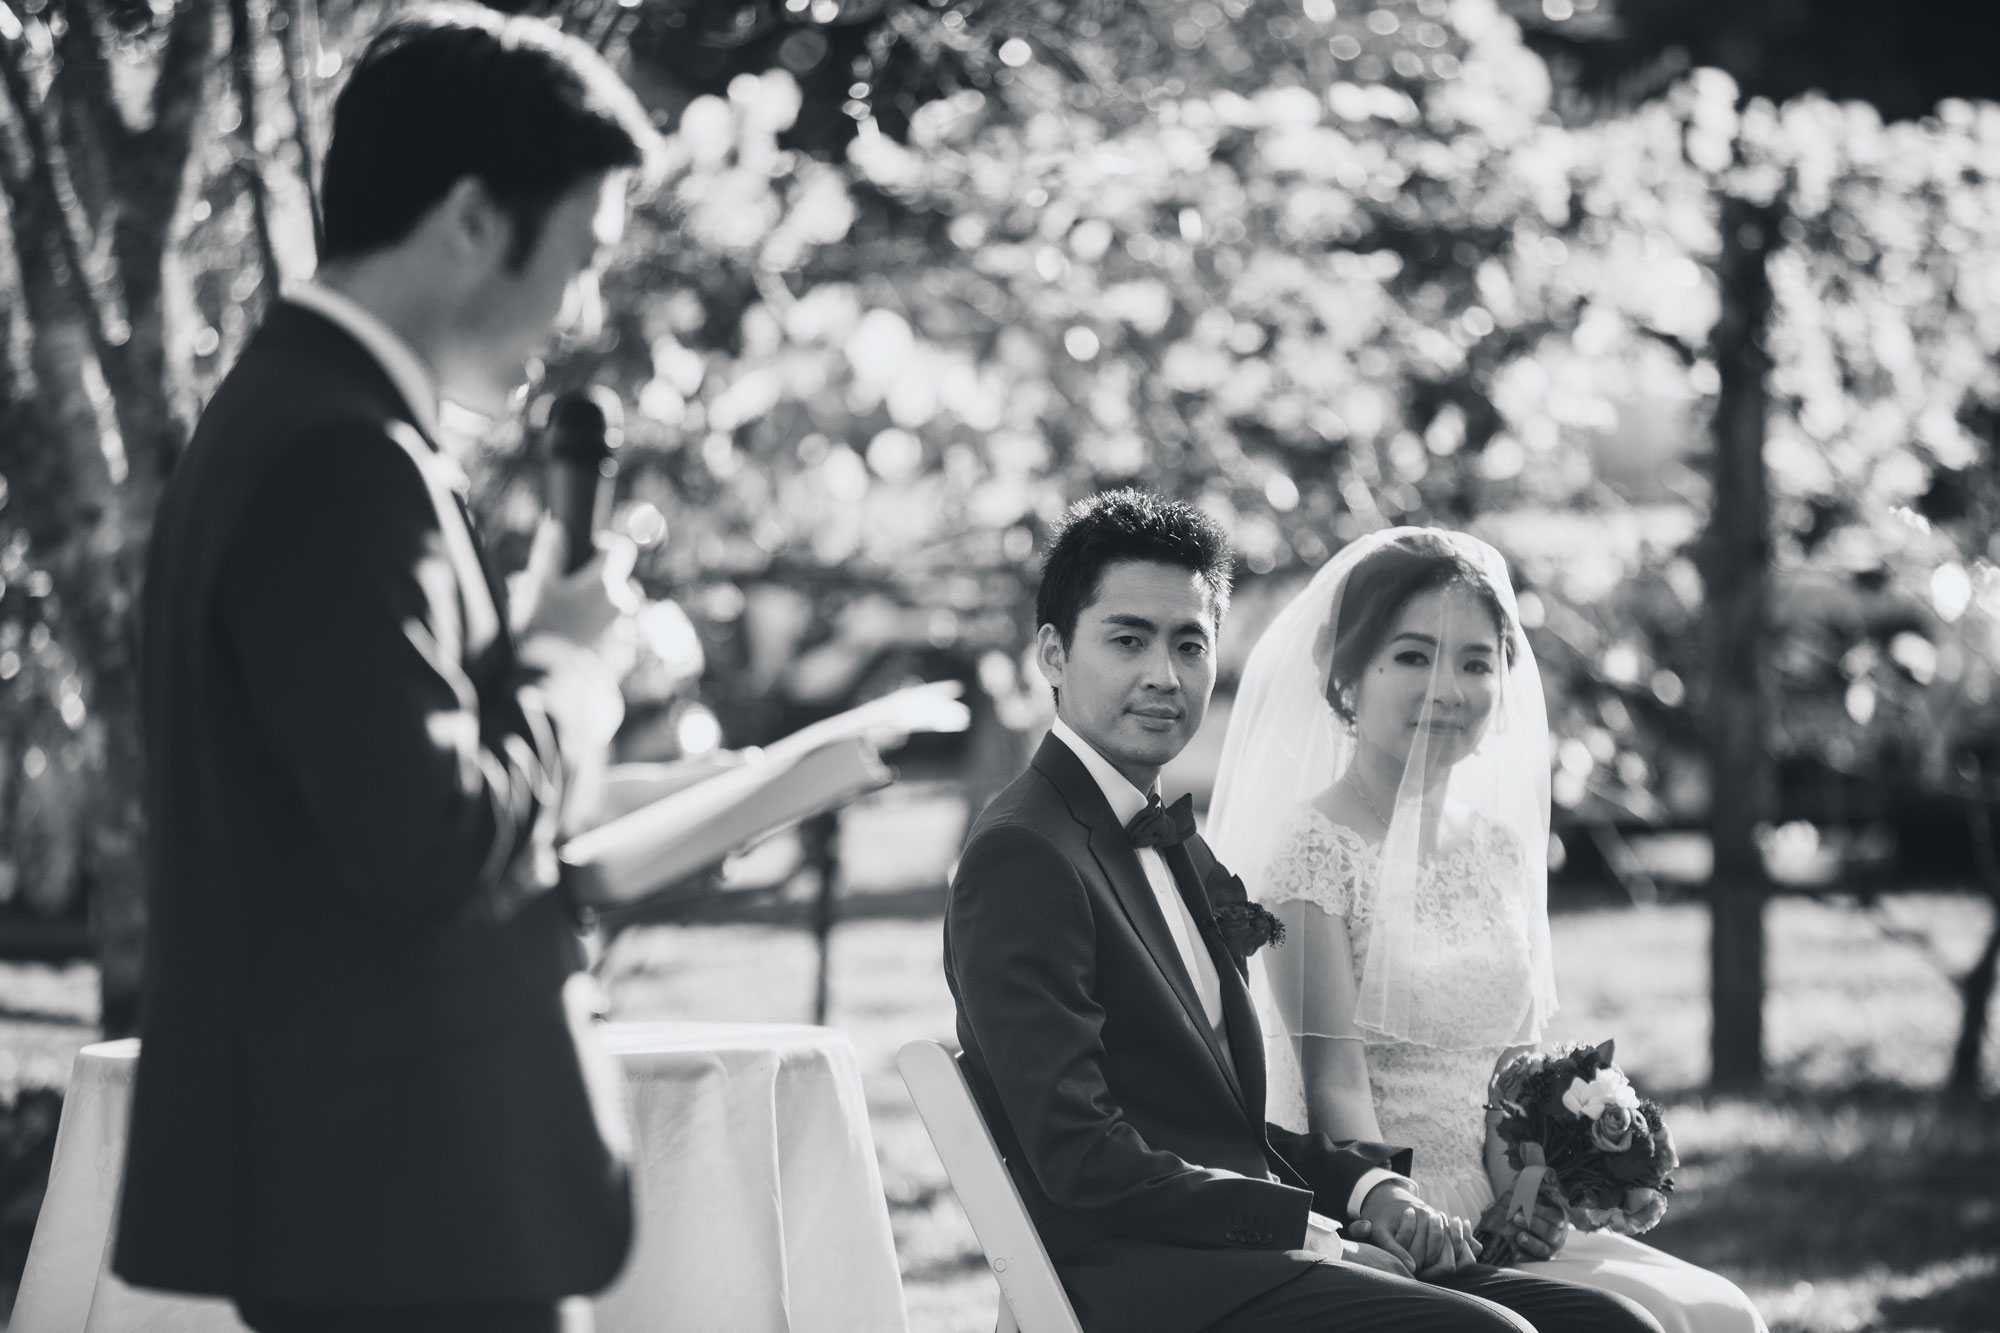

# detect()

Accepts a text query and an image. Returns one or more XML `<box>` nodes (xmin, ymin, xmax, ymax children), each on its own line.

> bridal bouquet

<box><xmin>1474</xmin><ymin>1040</ymin><xmax>1677</xmax><ymax>1265</ymax></box>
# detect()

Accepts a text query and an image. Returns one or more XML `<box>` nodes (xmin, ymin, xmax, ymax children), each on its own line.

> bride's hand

<box><xmin>1514</xmin><ymin>1198</ymin><xmax>1568</xmax><ymax>1261</ymax></box>
<box><xmin>1412</xmin><ymin>1214</ymin><xmax>1480</xmax><ymax>1280</ymax></box>
<box><xmin>1446</xmin><ymin>1216</ymin><xmax>1481</xmax><ymax>1270</ymax></box>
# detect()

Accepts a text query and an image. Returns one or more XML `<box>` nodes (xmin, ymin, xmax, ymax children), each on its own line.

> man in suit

<box><xmin>114</xmin><ymin>10</ymin><xmax>662</xmax><ymax>1331</ymax></box>
<box><xmin>945</xmin><ymin>491</ymin><xmax>1663</xmax><ymax>1333</ymax></box>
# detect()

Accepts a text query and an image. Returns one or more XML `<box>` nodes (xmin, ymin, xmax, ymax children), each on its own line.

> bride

<box><xmin>1209</xmin><ymin>527</ymin><xmax>1766</xmax><ymax>1333</ymax></box>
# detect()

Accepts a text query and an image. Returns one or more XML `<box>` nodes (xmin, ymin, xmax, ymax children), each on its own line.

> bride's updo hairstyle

<box><xmin>1314</xmin><ymin>531</ymin><xmax>1518</xmax><ymax>723</ymax></box>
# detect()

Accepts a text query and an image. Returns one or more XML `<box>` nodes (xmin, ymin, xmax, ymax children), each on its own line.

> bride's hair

<box><xmin>1313</xmin><ymin>531</ymin><xmax>1518</xmax><ymax>722</ymax></box>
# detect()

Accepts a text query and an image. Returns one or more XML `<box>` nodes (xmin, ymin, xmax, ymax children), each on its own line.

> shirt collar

<box><xmin>1049</xmin><ymin>716</ymin><xmax>1156</xmax><ymax>827</ymax></box>
<box><xmin>285</xmin><ymin>281</ymin><xmax>442</xmax><ymax>442</ymax></box>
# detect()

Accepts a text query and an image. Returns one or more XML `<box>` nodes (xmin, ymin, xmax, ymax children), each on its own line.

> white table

<box><xmin>14</xmin><ymin>1022</ymin><xmax>909</xmax><ymax>1333</ymax></box>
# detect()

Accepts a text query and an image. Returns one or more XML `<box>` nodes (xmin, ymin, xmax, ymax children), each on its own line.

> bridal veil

<box><xmin>1208</xmin><ymin>527</ymin><xmax>1558</xmax><ymax>1060</ymax></box>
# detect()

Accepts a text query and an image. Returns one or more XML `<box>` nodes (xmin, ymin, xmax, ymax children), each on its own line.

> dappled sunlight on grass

<box><xmin>599</xmin><ymin>891</ymin><xmax>1996</xmax><ymax>1332</ymax></box>
<box><xmin>1541</xmin><ymin>895</ymin><xmax>1995</xmax><ymax>1097</ymax></box>
<box><xmin>1644</xmin><ymin>1094</ymin><xmax>1999</xmax><ymax>1331</ymax></box>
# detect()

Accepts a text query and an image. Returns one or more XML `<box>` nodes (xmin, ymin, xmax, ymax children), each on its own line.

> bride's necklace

<box><xmin>1351</xmin><ymin>777</ymin><xmax>1395</xmax><ymax>829</ymax></box>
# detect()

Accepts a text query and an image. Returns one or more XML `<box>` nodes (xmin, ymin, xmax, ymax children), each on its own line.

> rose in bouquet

<box><xmin>1475</xmin><ymin>1040</ymin><xmax>1677</xmax><ymax>1265</ymax></box>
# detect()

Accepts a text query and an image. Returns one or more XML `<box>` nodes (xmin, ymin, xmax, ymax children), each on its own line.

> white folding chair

<box><xmin>897</xmin><ymin>1039</ymin><xmax>1087</xmax><ymax>1333</ymax></box>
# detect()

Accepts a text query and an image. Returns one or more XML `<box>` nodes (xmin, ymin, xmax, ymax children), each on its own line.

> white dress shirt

<box><xmin>1049</xmin><ymin>718</ymin><xmax>1227</xmax><ymax>1043</ymax></box>
<box><xmin>1047</xmin><ymin>719</ymin><xmax>1405</xmax><ymax>1228</ymax></box>
<box><xmin>285</xmin><ymin>281</ymin><xmax>443</xmax><ymax>441</ymax></box>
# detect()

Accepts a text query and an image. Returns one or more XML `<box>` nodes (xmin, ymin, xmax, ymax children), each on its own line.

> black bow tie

<box><xmin>1126</xmin><ymin>792</ymin><xmax>1196</xmax><ymax>850</ymax></box>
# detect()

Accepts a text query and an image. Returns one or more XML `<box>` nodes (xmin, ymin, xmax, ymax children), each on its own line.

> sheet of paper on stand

<box><xmin>560</xmin><ymin>680</ymin><xmax>972</xmax><ymax>906</ymax></box>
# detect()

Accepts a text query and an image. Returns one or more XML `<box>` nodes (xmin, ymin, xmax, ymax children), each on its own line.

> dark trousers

<box><xmin>236</xmin><ymin>1302</ymin><xmax>571</xmax><ymax>1333</ymax></box>
<box><xmin>1205</xmin><ymin>1260</ymin><xmax>1666</xmax><ymax>1333</ymax></box>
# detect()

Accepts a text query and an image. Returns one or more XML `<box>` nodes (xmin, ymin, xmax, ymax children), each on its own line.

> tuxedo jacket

<box><xmin>944</xmin><ymin>735</ymin><xmax>1413</xmax><ymax>1333</ymax></box>
<box><xmin>114</xmin><ymin>302</ymin><xmax>633</xmax><ymax>1305</ymax></box>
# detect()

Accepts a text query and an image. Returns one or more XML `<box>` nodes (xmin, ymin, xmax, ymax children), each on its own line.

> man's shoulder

<box><xmin>194</xmin><ymin>305</ymin><xmax>400</xmax><ymax>449</ymax></box>
<box><xmin>966</xmin><ymin>761</ymin><xmax>1075</xmax><ymax>845</ymax></box>
<box><xmin>957</xmin><ymin>763</ymin><xmax>1091</xmax><ymax>874</ymax></box>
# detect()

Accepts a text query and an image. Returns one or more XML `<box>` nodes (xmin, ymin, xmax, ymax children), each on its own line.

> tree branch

<box><xmin>272</xmin><ymin>0</ymin><xmax>321</xmax><ymax>252</ymax></box>
<box><xmin>50</xmin><ymin>0</ymin><xmax>130</xmax><ymax>181</ymax></box>
<box><xmin>0</xmin><ymin>22</ymin><xmax>125</xmax><ymax>372</ymax></box>
<box><xmin>1635</xmin><ymin>321</ymin><xmax>1699</xmax><ymax>368</ymax></box>
<box><xmin>141</xmin><ymin>0</ymin><xmax>219</xmax><ymax>167</ymax></box>
<box><xmin>227</xmin><ymin>0</ymin><xmax>281</xmax><ymax>289</ymax></box>
<box><xmin>104</xmin><ymin>0</ymin><xmax>219</xmax><ymax>483</ymax></box>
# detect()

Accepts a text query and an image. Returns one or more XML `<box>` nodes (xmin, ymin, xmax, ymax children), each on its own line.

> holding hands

<box><xmin>1354</xmin><ymin>1182</ymin><xmax>1482</xmax><ymax>1280</ymax></box>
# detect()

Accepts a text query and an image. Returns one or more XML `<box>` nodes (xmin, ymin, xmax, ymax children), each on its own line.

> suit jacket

<box><xmin>944</xmin><ymin>735</ymin><xmax>1413</xmax><ymax>1333</ymax></box>
<box><xmin>113</xmin><ymin>302</ymin><xmax>633</xmax><ymax>1305</ymax></box>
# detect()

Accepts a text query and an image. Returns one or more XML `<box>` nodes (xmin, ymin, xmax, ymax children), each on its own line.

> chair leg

<box><xmin>995</xmin><ymin>1293</ymin><xmax>1019</xmax><ymax>1333</ymax></box>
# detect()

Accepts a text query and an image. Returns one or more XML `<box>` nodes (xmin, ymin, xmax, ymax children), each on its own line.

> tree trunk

<box><xmin>3</xmin><ymin>0</ymin><xmax>219</xmax><ymax>1033</ymax></box>
<box><xmin>1700</xmin><ymin>190</ymin><xmax>1779</xmax><ymax>1094</ymax></box>
<box><xmin>272</xmin><ymin>0</ymin><xmax>326</xmax><ymax>254</ymax></box>
<box><xmin>1950</xmin><ymin>791</ymin><xmax>2000</xmax><ymax>1100</ymax></box>
<box><xmin>0</xmin><ymin>47</ymin><xmax>134</xmax><ymax>983</ymax></box>
<box><xmin>88</xmin><ymin>2</ymin><xmax>216</xmax><ymax>1035</ymax></box>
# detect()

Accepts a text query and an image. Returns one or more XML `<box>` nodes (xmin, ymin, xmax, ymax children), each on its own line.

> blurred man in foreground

<box><xmin>117</xmin><ymin>10</ymin><xmax>660</xmax><ymax>1331</ymax></box>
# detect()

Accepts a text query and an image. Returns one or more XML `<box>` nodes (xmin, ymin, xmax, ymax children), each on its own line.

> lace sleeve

<box><xmin>1258</xmin><ymin>807</ymin><xmax>1362</xmax><ymax>921</ymax></box>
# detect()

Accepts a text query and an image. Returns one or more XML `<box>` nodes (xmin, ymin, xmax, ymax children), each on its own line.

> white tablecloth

<box><xmin>13</xmin><ymin>1022</ymin><xmax>908</xmax><ymax>1333</ymax></box>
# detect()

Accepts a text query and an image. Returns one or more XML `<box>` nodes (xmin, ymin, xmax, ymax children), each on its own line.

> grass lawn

<box><xmin>2</xmin><ymin>800</ymin><xmax>1993</xmax><ymax>1332</ymax></box>
<box><xmin>602</xmin><ymin>890</ymin><xmax>1999</xmax><ymax>1333</ymax></box>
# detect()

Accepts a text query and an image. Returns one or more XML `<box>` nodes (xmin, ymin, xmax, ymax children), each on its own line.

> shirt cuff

<box><xmin>1305</xmin><ymin>1211</ymin><xmax>1344</xmax><ymax>1263</ymax></box>
<box><xmin>1347</xmin><ymin>1167</ymin><xmax>1413</xmax><ymax>1219</ymax></box>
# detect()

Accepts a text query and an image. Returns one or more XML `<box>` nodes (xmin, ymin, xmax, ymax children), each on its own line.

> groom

<box><xmin>116</xmin><ymin>9</ymin><xmax>661</xmax><ymax>1332</ymax></box>
<box><xmin>945</xmin><ymin>491</ymin><xmax>1660</xmax><ymax>1333</ymax></box>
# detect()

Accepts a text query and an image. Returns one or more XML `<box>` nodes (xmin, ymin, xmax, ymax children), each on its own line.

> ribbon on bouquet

<box><xmin>1473</xmin><ymin>1143</ymin><xmax>1558</xmax><ymax>1265</ymax></box>
<box><xmin>1504</xmin><ymin>1143</ymin><xmax>1551</xmax><ymax>1227</ymax></box>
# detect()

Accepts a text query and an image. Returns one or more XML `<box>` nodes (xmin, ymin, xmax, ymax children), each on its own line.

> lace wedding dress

<box><xmin>1259</xmin><ymin>804</ymin><xmax>1769</xmax><ymax>1333</ymax></box>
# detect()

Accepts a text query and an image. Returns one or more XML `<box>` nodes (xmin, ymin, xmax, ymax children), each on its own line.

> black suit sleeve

<box><xmin>1264</xmin><ymin>1124</ymin><xmax>1414</xmax><ymax>1223</ymax></box>
<box><xmin>1180</xmin><ymin>836</ymin><xmax>1414</xmax><ymax>1223</ymax></box>
<box><xmin>219</xmin><ymin>426</ymin><xmax>563</xmax><ymax>932</ymax></box>
<box><xmin>949</xmin><ymin>821</ymin><xmax>1313</xmax><ymax>1250</ymax></box>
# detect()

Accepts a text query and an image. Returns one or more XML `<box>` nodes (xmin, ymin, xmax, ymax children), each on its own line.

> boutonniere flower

<box><xmin>1211</xmin><ymin>901</ymin><xmax>1287</xmax><ymax>961</ymax></box>
<box><xmin>1202</xmin><ymin>867</ymin><xmax>1285</xmax><ymax>970</ymax></box>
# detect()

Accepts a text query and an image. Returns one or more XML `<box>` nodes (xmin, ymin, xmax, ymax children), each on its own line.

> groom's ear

<box><xmin>1034</xmin><ymin>623</ymin><xmax>1066</xmax><ymax>694</ymax></box>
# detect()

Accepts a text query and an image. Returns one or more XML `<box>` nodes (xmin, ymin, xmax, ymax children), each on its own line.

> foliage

<box><xmin>1501</xmin><ymin>80</ymin><xmax>2000</xmax><ymax>837</ymax></box>
<box><xmin>7</xmin><ymin>0</ymin><xmax>2000</xmax><ymax>1057</ymax></box>
<box><xmin>506</xmin><ymin>0</ymin><xmax>1626</xmax><ymax>743</ymax></box>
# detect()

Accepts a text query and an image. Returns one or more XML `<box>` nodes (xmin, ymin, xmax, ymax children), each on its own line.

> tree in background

<box><xmin>495</xmin><ymin>0</ymin><xmax>1621</xmax><ymax>743</ymax></box>
<box><xmin>0</xmin><ymin>0</ymin><xmax>342</xmax><ymax>1028</ymax></box>
<box><xmin>1520</xmin><ymin>0</ymin><xmax>2000</xmax><ymax>1092</ymax></box>
<box><xmin>2</xmin><ymin>0</ymin><xmax>1997</xmax><ymax>1098</ymax></box>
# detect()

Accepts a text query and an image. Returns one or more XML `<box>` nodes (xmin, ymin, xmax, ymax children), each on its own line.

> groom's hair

<box><xmin>320</xmin><ymin>5</ymin><xmax>661</xmax><ymax>269</ymax></box>
<box><xmin>1036</xmin><ymin>490</ymin><xmax>1234</xmax><ymax>647</ymax></box>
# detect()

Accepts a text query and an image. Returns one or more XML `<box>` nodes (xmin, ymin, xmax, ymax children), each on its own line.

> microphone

<box><xmin>542</xmin><ymin>387</ymin><xmax>624</xmax><ymax>575</ymax></box>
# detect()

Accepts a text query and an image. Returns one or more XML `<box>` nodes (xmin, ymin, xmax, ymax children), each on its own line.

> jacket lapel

<box><xmin>1163</xmin><ymin>839</ymin><xmax>1268</xmax><ymax>1126</ymax></box>
<box><xmin>279</xmin><ymin>302</ymin><xmax>511</xmax><ymax>662</ymax></box>
<box><xmin>1031</xmin><ymin>737</ymin><xmax>1250</xmax><ymax>1115</ymax></box>
<box><xmin>383</xmin><ymin>421</ymin><xmax>505</xmax><ymax>660</ymax></box>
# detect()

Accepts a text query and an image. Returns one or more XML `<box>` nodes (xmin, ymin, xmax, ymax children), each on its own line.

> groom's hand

<box><xmin>1355</xmin><ymin>1183</ymin><xmax>1464</xmax><ymax>1277</ymax></box>
<box><xmin>1345</xmin><ymin>1242</ymin><xmax>1416</xmax><ymax>1279</ymax></box>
